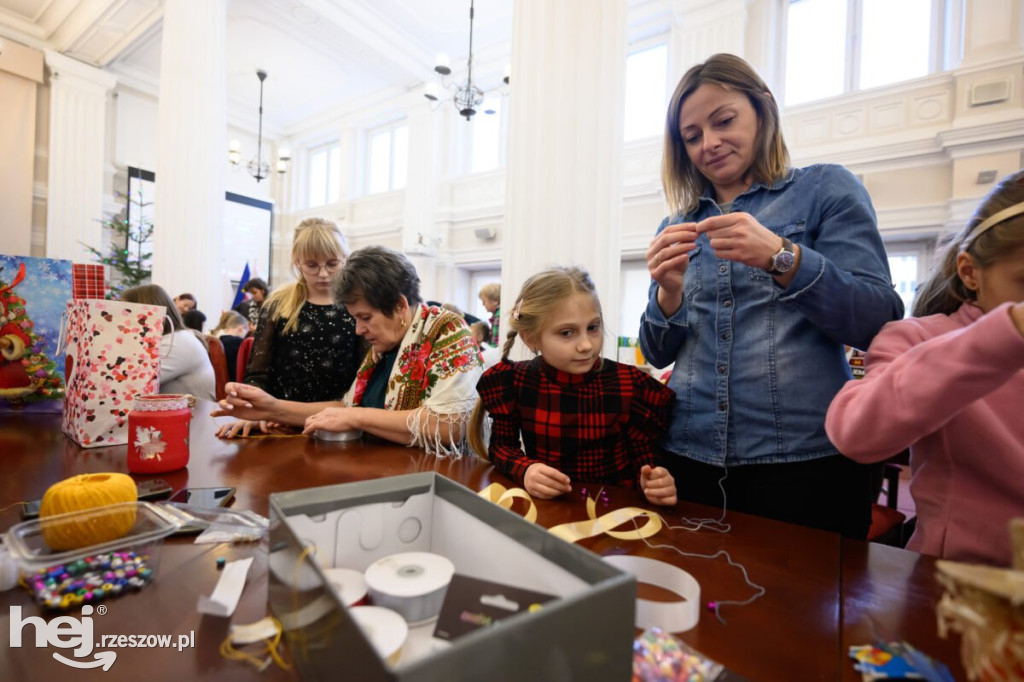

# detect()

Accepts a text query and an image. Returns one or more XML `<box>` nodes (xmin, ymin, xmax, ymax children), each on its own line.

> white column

<box><xmin>502</xmin><ymin>0</ymin><xmax>627</xmax><ymax>356</ymax></box>
<box><xmin>402</xmin><ymin>100</ymin><xmax>441</xmax><ymax>300</ymax></box>
<box><xmin>671</xmin><ymin>0</ymin><xmax>751</xmax><ymax>79</ymax></box>
<box><xmin>152</xmin><ymin>0</ymin><xmax>228</xmax><ymax>319</ymax></box>
<box><xmin>43</xmin><ymin>51</ymin><xmax>117</xmax><ymax>264</ymax></box>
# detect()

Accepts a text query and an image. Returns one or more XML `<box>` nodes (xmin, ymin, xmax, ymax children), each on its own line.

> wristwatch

<box><xmin>767</xmin><ymin>237</ymin><xmax>796</xmax><ymax>276</ymax></box>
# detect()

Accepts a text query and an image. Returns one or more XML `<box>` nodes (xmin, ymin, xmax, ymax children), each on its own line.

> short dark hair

<box><xmin>334</xmin><ymin>246</ymin><xmax>421</xmax><ymax>315</ymax></box>
<box><xmin>176</xmin><ymin>293</ymin><xmax>196</xmax><ymax>303</ymax></box>
<box><xmin>182</xmin><ymin>309</ymin><xmax>207</xmax><ymax>332</ymax></box>
<box><xmin>243</xmin><ymin>278</ymin><xmax>268</xmax><ymax>294</ymax></box>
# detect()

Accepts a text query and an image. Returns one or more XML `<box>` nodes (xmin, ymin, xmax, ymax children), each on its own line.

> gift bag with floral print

<box><xmin>61</xmin><ymin>299</ymin><xmax>164</xmax><ymax>447</ymax></box>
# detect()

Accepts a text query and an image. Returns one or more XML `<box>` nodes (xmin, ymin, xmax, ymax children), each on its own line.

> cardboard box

<box><xmin>268</xmin><ymin>473</ymin><xmax>635</xmax><ymax>681</ymax></box>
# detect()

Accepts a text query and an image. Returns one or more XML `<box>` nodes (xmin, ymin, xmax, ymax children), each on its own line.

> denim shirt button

<box><xmin>718</xmin><ymin>264</ymin><xmax>727</xmax><ymax>274</ymax></box>
<box><xmin>718</xmin><ymin>402</ymin><xmax>727</xmax><ymax>411</ymax></box>
<box><xmin>723</xmin><ymin>300</ymin><xmax>732</xmax><ymax>308</ymax></box>
<box><xmin>717</xmin><ymin>365</ymin><xmax>726</xmax><ymax>374</ymax></box>
<box><xmin>721</xmin><ymin>332</ymin><xmax>730</xmax><ymax>340</ymax></box>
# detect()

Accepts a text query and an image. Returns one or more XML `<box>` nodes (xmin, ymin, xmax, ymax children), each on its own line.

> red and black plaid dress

<box><xmin>477</xmin><ymin>357</ymin><xmax>675</xmax><ymax>488</ymax></box>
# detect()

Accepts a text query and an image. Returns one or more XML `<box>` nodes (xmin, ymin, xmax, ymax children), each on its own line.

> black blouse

<box><xmin>244</xmin><ymin>301</ymin><xmax>362</xmax><ymax>402</ymax></box>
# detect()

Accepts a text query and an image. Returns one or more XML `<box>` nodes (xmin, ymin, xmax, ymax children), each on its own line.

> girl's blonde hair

<box><xmin>265</xmin><ymin>218</ymin><xmax>350</xmax><ymax>334</ymax></box>
<box><xmin>468</xmin><ymin>266</ymin><xmax>601</xmax><ymax>458</ymax></box>
<box><xmin>211</xmin><ymin>310</ymin><xmax>248</xmax><ymax>336</ymax></box>
<box><xmin>662</xmin><ymin>53</ymin><xmax>790</xmax><ymax>217</ymax></box>
<box><xmin>912</xmin><ymin>169</ymin><xmax>1024</xmax><ymax>317</ymax></box>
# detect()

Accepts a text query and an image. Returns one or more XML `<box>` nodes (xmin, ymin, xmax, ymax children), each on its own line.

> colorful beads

<box><xmin>632</xmin><ymin>627</ymin><xmax>724</xmax><ymax>682</ymax></box>
<box><xmin>26</xmin><ymin>550</ymin><xmax>153</xmax><ymax>611</ymax></box>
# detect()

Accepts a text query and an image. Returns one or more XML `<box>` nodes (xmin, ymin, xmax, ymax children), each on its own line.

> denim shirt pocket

<box><xmin>748</xmin><ymin>220</ymin><xmax>806</xmax><ymax>282</ymax></box>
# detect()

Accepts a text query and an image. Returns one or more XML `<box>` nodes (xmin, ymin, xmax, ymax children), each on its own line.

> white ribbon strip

<box><xmin>603</xmin><ymin>554</ymin><xmax>701</xmax><ymax>633</ymax></box>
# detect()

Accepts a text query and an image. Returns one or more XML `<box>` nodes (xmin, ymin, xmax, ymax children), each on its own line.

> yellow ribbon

<box><xmin>477</xmin><ymin>483</ymin><xmax>538</xmax><ymax>523</ymax></box>
<box><xmin>477</xmin><ymin>484</ymin><xmax>661</xmax><ymax>543</ymax></box>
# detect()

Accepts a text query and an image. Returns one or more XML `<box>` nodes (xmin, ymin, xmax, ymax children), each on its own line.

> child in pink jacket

<box><xmin>826</xmin><ymin>170</ymin><xmax>1024</xmax><ymax>566</ymax></box>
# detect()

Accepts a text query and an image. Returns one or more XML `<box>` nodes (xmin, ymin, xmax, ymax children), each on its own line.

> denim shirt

<box><xmin>639</xmin><ymin>164</ymin><xmax>904</xmax><ymax>466</ymax></box>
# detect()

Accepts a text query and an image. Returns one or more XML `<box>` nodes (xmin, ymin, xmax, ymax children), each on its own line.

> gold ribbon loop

<box><xmin>477</xmin><ymin>483</ymin><xmax>538</xmax><ymax>524</ymax></box>
<box><xmin>478</xmin><ymin>484</ymin><xmax>661</xmax><ymax>543</ymax></box>
<box><xmin>549</xmin><ymin>494</ymin><xmax>662</xmax><ymax>544</ymax></box>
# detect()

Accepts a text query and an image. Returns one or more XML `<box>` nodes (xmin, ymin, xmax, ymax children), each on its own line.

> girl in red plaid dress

<box><xmin>469</xmin><ymin>267</ymin><xmax>678</xmax><ymax>506</ymax></box>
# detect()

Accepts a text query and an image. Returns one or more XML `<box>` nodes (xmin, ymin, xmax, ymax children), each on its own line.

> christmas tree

<box><xmin>0</xmin><ymin>262</ymin><xmax>65</xmax><ymax>408</ymax></box>
<box><xmin>84</xmin><ymin>189</ymin><xmax>153</xmax><ymax>299</ymax></box>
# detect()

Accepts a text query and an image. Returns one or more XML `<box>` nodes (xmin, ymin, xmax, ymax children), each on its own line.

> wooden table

<box><xmin>0</xmin><ymin>404</ymin><xmax>964</xmax><ymax>681</ymax></box>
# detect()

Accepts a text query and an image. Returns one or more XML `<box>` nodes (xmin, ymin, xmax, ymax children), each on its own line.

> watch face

<box><xmin>773</xmin><ymin>250</ymin><xmax>796</xmax><ymax>272</ymax></box>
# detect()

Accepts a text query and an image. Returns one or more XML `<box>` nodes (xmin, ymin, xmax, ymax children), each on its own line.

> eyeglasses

<box><xmin>299</xmin><ymin>260</ymin><xmax>343</xmax><ymax>275</ymax></box>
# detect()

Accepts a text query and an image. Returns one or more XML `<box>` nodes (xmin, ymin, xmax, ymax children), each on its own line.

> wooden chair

<box><xmin>235</xmin><ymin>336</ymin><xmax>255</xmax><ymax>383</ymax></box>
<box><xmin>204</xmin><ymin>335</ymin><xmax>229</xmax><ymax>401</ymax></box>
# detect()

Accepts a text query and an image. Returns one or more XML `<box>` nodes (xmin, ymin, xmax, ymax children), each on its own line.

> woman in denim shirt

<box><xmin>639</xmin><ymin>54</ymin><xmax>904</xmax><ymax>538</ymax></box>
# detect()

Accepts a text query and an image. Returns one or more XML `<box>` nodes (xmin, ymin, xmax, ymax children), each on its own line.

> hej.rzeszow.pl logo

<box><xmin>9</xmin><ymin>604</ymin><xmax>195</xmax><ymax>670</ymax></box>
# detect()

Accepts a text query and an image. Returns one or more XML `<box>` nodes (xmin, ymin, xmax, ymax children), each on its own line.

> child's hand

<box><xmin>640</xmin><ymin>465</ymin><xmax>677</xmax><ymax>506</ymax></box>
<box><xmin>524</xmin><ymin>463</ymin><xmax>572</xmax><ymax>499</ymax></box>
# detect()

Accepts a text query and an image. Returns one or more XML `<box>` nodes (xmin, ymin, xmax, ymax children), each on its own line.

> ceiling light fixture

<box><xmin>229</xmin><ymin>70</ymin><xmax>290</xmax><ymax>182</ymax></box>
<box><xmin>423</xmin><ymin>0</ymin><xmax>507</xmax><ymax>121</ymax></box>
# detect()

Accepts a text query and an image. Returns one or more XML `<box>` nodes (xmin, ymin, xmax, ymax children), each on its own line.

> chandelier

<box><xmin>423</xmin><ymin>0</ymin><xmax>508</xmax><ymax>121</ymax></box>
<box><xmin>228</xmin><ymin>70</ymin><xmax>290</xmax><ymax>182</ymax></box>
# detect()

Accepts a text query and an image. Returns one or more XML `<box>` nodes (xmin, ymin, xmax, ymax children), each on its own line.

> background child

<box><xmin>469</xmin><ymin>266</ymin><xmax>677</xmax><ymax>506</ymax></box>
<box><xmin>210</xmin><ymin>310</ymin><xmax>250</xmax><ymax>382</ymax></box>
<box><xmin>826</xmin><ymin>170</ymin><xmax>1024</xmax><ymax>566</ymax></box>
<box><xmin>478</xmin><ymin>282</ymin><xmax>501</xmax><ymax>346</ymax></box>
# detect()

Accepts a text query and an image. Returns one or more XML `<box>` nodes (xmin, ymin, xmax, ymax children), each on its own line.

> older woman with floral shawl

<box><xmin>213</xmin><ymin>246</ymin><xmax>483</xmax><ymax>457</ymax></box>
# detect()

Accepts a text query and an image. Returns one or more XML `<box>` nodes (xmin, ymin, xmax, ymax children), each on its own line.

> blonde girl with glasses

<box><xmin>217</xmin><ymin>218</ymin><xmax>363</xmax><ymax>438</ymax></box>
<box><xmin>827</xmin><ymin>170</ymin><xmax>1024</xmax><ymax>566</ymax></box>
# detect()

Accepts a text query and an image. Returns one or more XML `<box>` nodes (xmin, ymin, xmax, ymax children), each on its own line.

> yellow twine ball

<box><xmin>39</xmin><ymin>473</ymin><xmax>138</xmax><ymax>551</ymax></box>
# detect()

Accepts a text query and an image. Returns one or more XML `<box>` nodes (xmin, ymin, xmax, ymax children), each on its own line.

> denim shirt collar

<box><xmin>696</xmin><ymin>169</ymin><xmax>797</xmax><ymax>210</ymax></box>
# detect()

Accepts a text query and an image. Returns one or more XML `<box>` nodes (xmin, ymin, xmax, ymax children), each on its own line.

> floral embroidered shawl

<box><xmin>343</xmin><ymin>304</ymin><xmax>483</xmax><ymax>456</ymax></box>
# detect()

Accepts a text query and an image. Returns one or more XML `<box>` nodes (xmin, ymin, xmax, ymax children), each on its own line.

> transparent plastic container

<box><xmin>4</xmin><ymin>502</ymin><xmax>182</xmax><ymax>610</ymax></box>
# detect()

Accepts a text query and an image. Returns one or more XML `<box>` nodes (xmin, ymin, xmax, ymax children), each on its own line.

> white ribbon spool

<box><xmin>364</xmin><ymin>552</ymin><xmax>455</xmax><ymax>624</ymax></box>
<box><xmin>349</xmin><ymin>606</ymin><xmax>408</xmax><ymax>665</ymax></box>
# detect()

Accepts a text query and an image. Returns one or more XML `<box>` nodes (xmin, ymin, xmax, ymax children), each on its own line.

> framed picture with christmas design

<box><xmin>0</xmin><ymin>255</ymin><xmax>72</xmax><ymax>412</ymax></box>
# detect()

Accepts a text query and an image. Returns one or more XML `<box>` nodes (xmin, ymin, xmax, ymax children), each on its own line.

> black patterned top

<box><xmin>244</xmin><ymin>301</ymin><xmax>362</xmax><ymax>402</ymax></box>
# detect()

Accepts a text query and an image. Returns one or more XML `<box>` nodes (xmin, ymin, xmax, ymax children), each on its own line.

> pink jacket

<box><xmin>826</xmin><ymin>302</ymin><xmax>1024</xmax><ymax>566</ymax></box>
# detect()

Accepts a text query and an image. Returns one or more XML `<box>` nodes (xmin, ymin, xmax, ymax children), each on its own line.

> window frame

<box><xmin>307</xmin><ymin>140</ymin><xmax>342</xmax><ymax>208</ymax></box>
<box><xmin>463</xmin><ymin>94</ymin><xmax>509</xmax><ymax>176</ymax></box>
<box><xmin>365</xmin><ymin>120</ymin><xmax>409</xmax><ymax>195</ymax></box>
<box><xmin>623</xmin><ymin>38</ymin><xmax>670</xmax><ymax>143</ymax></box>
<box><xmin>782</xmin><ymin>0</ymin><xmax>946</xmax><ymax>106</ymax></box>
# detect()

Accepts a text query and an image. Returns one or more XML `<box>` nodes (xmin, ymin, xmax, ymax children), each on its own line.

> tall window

<box><xmin>470</xmin><ymin>97</ymin><xmax>505</xmax><ymax>174</ymax></box>
<box><xmin>367</xmin><ymin>123</ymin><xmax>408</xmax><ymax>194</ymax></box>
<box><xmin>784</xmin><ymin>0</ymin><xmax>936</xmax><ymax>106</ymax></box>
<box><xmin>624</xmin><ymin>43</ymin><xmax>668</xmax><ymax>141</ymax></box>
<box><xmin>308</xmin><ymin>142</ymin><xmax>342</xmax><ymax>207</ymax></box>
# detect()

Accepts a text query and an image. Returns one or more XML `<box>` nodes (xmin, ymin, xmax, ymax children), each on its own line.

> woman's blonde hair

<box><xmin>121</xmin><ymin>283</ymin><xmax>208</xmax><ymax>349</ymax></box>
<box><xmin>912</xmin><ymin>169</ymin><xmax>1024</xmax><ymax>317</ymax></box>
<box><xmin>211</xmin><ymin>310</ymin><xmax>248</xmax><ymax>336</ymax></box>
<box><xmin>265</xmin><ymin>218</ymin><xmax>350</xmax><ymax>334</ymax></box>
<box><xmin>467</xmin><ymin>266</ymin><xmax>601</xmax><ymax>458</ymax></box>
<box><xmin>662</xmin><ymin>53</ymin><xmax>790</xmax><ymax>217</ymax></box>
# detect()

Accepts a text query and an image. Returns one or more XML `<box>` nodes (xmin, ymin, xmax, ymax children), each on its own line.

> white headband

<box><xmin>962</xmin><ymin>200</ymin><xmax>1024</xmax><ymax>250</ymax></box>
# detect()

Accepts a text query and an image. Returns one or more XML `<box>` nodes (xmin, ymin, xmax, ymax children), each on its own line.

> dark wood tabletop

<box><xmin>0</xmin><ymin>404</ymin><xmax>964</xmax><ymax>681</ymax></box>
